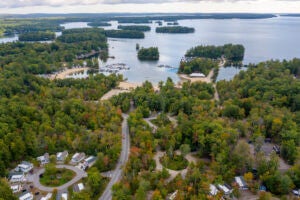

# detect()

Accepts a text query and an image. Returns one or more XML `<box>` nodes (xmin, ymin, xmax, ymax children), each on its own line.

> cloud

<box><xmin>0</xmin><ymin>0</ymin><xmax>298</xmax><ymax>8</ymax></box>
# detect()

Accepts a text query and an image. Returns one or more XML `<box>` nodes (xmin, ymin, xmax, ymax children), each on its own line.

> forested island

<box><xmin>18</xmin><ymin>31</ymin><xmax>56</xmax><ymax>41</ymax></box>
<box><xmin>104</xmin><ymin>30</ymin><xmax>145</xmax><ymax>39</ymax></box>
<box><xmin>186</xmin><ymin>44</ymin><xmax>245</xmax><ymax>66</ymax></box>
<box><xmin>117</xmin><ymin>25</ymin><xmax>151</xmax><ymax>32</ymax></box>
<box><xmin>137</xmin><ymin>47</ymin><xmax>159</xmax><ymax>60</ymax></box>
<box><xmin>156</xmin><ymin>26</ymin><xmax>195</xmax><ymax>34</ymax></box>
<box><xmin>87</xmin><ymin>21</ymin><xmax>111</xmax><ymax>27</ymax></box>
<box><xmin>178</xmin><ymin>58</ymin><xmax>218</xmax><ymax>75</ymax></box>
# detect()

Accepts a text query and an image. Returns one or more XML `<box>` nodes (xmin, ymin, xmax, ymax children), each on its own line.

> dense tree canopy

<box><xmin>156</xmin><ymin>26</ymin><xmax>195</xmax><ymax>34</ymax></box>
<box><xmin>137</xmin><ymin>47</ymin><xmax>160</xmax><ymax>61</ymax></box>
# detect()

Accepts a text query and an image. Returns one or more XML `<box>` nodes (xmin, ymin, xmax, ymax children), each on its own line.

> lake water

<box><xmin>1</xmin><ymin>17</ymin><xmax>300</xmax><ymax>84</ymax></box>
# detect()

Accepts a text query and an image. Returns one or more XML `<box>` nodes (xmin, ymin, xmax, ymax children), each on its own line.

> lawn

<box><xmin>40</xmin><ymin>167</ymin><xmax>76</xmax><ymax>187</ymax></box>
<box><xmin>160</xmin><ymin>155</ymin><xmax>188</xmax><ymax>171</ymax></box>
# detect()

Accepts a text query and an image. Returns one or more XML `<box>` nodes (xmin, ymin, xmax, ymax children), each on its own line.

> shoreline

<box><xmin>49</xmin><ymin>67</ymin><xmax>89</xmax><ymax>80</ymax></box>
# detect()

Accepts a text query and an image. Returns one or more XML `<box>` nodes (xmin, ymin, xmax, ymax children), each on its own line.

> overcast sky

<box><xmin>0</xmin><ymin>0</ymin><xmax>299</xmax><ymax>14</ymax></box>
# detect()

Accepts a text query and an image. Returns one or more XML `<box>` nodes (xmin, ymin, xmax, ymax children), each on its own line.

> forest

<box><xmin>104</xmin><ymin>30</ymin><xmax>145</xmax><ymax>39</ymax></box>
<box><xmin>156</xmin><ymin>26</ymin><xmax>195</xmax><ymax>34</ymax></box>
<box><xmin>186</xmin><ymin>44</ymin><xmax>245</xmax><ymax>66</ymax></box>
<box><xmin>137</xmin><ymin>47</ymin><xmax>160</xmax><ymax>61</ymax></box>
<box><xmin>18</xmin><ymin>31</ymin><xmax>56</xmax><ymax>41</ymax></box>
<box><xmin>110</xmin><ymin>59</ymin><xmax>300</xmax><ymax>199</ymax></box>
<box><xmin>0</xmin><ymin>28</ymin><xmax>108</xmax><ymax>74</ymax></box>
<box><xmin>88</xmin><ymin>22</ymin><xmax>112</xmax><ymax>27</ymax></box>
<box><xmin>178</xmin><ymin>58</ymin><xmax>218</xmax><ymax>75</ymax></box>
<box><xmin>117</xmin><ymin>25</ymin><xmax>151</xmax><ymax>32</ymax></box>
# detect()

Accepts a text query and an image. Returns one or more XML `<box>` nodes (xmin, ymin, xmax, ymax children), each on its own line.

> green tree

<box><xmin>0</xmin><ymin>179</ymin><xmax>17</xmax><ymax>200</ymax></box>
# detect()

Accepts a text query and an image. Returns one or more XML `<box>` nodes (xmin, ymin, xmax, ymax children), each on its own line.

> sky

<box><xmin>0</xmin><ymin>0</ymin><xmax>299</xmax><ymax>14</ymax></box>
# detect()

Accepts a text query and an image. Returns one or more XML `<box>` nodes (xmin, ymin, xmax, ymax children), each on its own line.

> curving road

<box><xmin>29</xmin><ymin>165</ymin><xmax>87</xmax><ymax>192</ymax></box>
<box><xmin>99</xmin><ymin>113</ymin><xmax>130</xmax><ymax>200</ymax></box>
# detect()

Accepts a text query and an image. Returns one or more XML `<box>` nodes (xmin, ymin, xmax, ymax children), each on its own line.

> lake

<box><xmin>1</xmin><ymin>17</ymin><xmax>300</xmax><ymax>84</ymax></box>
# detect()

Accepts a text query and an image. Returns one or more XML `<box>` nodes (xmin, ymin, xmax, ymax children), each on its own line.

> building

<box><xmin>189</xmin><ymin>73</ymin><xmax>206</xmax><ymax>78</ymax></box>
<box><xmin>217</xmin><ymin>184</ymin><xmax>233</xmax><ymax>195</ymax></box>
<box><xmin>16</xmin><ymin>161</ymin><xmax>33</xmax><ymax>173</ymax></box>
<box><xmin>168</xmin><ymin>190</ymin><xmax>178</xmax><ymax>200</ymax></box>
<box><xmin>56</xmin><ymin>151</ymin><xmax>68</xmax><ymax>162</ymax></box>
<box><xmin>71</xmin><ymin>153</ymin><xmax>86</xmax><ymax>163</ymax></box>
<box><xmin>9</xmin><ymin>172</ymin><xmax>25</xmax><ymax>183</ymax></box>
<box><xmin>61</xmin><ymin>192</ymin><xmax>68</xmax><ymax>200</ymax></box>
<box><xmin>73</xmin><ymin>183</ymin><xmax>85</xmax><ymax>192</ymax></box>
<box><xmin>210</xmin><ymin>184</ymin><xmax>219</xmax><ymax>196</ymax></box>
<box><xmin>40</xmin><ymin>193</ymin><xmax>52</xmax><ymax>200</ymax></box>
<box><xmin>10</xmin><ymin>185</ymin><xmax>22</xmax><ymax>193</ymax></box>
<box><xmin>235</xmin><ymin>176</ymin><xmax>248</xmax><ymax>190</ymax></box>
<box><xmin>83</xmin><ymin>156</ymin><xmax>96</xmax><ymax>167</ymax></box>
<box><xmin>19</xmin><ymin>192</ymin><xmax>33</xmax><ymax>200</ymax></box>
<box><xmin>37</xmin><ymin>153</ymin><xmax>50</xmax><ymax>165</ymax></box>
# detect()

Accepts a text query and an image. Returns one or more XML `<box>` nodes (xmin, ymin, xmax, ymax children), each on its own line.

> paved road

<box><xmin>99</xmin><ymin>114</ymin><xmax>130</xmax><ymax>200</ymax></box>
<box><xmin>28</xmin><ymin>165</ymin><xmax>87</xmax><ymax>192</ymax></box>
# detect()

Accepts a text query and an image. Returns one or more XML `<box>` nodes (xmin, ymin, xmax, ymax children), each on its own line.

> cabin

<box><xmin>37</xmin><ymin>153</ymin><xmax>50</xmax><ymax>165</ymax></box>
<box><xmin>11</xmin><ymin>185</ymin><xmax>22</xmax><ymax>193</ymax></box>
<box><xmin>168</xmin><ymin>190</ymin><xmax>178</xmax><ymax>200</ymax></box>
<box><xmin>16</xmin><ymin>161</ymin><xmax>33</xmax><ymax>173</ymax></box>
<box><xmin>56</xmin><ymin>151</ymin><xmax>68</xmax><ymax>162</ymax></box>
<box><xmin>71</xmin><ymin>153</ymin><xmax>86</xmax><ymax>163</ymax></box>
<box><xmin>210</xmin><ymin>184</ymin><xmax>219</xmax><ymax>196</ymax></box>
<box><xmin>9</xmin><ymin>172</ymin><xmax>25</xmax><ymax>183</ymax></box>
<box><xmin>40</xmin><ymin>193</ymin><xmax>52</xmax><ymax>200</ymax></box>
<box><xmin>217</xmin><ymin>184</ymin><xmax>233</xmax><ymax>195</ymax></box>
<box><xmin>19</xmin><ymin>192</ymin><xmax>33</xmax><ymax>200</ymax></box>
<box><xmin>189</xmin><ymin>73</ymin><xmax>206</xmax><ymax>78</ymax></box>
<box><xmin>61</xmin><ymin>192</ymin><xmax>68</xmax><ymax>200</ymax></box>
<box><xmin>83</xmin><ymin>156</ymin><xmax>96</xmax><ymax>167</ymax></box>
<box><xmin>73</xmin><ymin>183</ymin><xmax>85</xmax><ymax>192</ymax></box>
<box><xmin>235</xmin><ymin>176</ymin><xmax>248</xmax><ymax>190</ymax></box>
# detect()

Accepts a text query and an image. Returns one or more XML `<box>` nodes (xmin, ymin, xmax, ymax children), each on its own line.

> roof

<box><xmin>11</xmin><ymin>174</ymin><xmax>24</xmax><ymax>179</ymax></box>
<box><xmin>235</xmin><ymin>176</ymin><xmax>247</xmax><ymax>187</ymax></box>
<box><xmin>190</xmin><ymin>73</ymin><xmax>205</xmax><ymax>77</ymax></box>
<box><xmin>19</xmin><ymin>192</ymin><xmax>33</xmax><ymax>200</ymax></box>
<box><xmin>11</xmin><ymin>185</ymin><xmax>20</xmax><ymax>190</ymax></box>
<box><xmin>41</xmin><ymin>193</ymin><xmax>52</xmax><ymax>200</ymax></box>
<box><xmin>84</xmin><ymin>156</ymin><xmax>96</xmax><ymax>163</ymax></box>
<box><xmin>78</xmin><ymin>183</ymin><xmax>84</xmax><ymax>191</ymax></box>
<box><xmin>218</xmin><ymin>184</ymin><xmax>230</xmax><ymax>194</ymax></box>
<box><xmin>61</xmin><ymin>193</ymin><xmax>68</xmax><ymax>200</ymax></box>
<box><xmin>210</xmin><ymin>184</ymin><xmax>218</xmax><ymax>196</ymax></box>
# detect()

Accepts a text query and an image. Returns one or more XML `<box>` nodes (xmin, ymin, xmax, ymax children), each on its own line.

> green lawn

<box><xmin>40</xmin><ymin>168</ymin><xmax>76</xmax><ymax>187</ymax></box>
<box><xmin>160</xmin><ymin>155</ymin><xmax>188</xmax><ymax>171</ymax></box>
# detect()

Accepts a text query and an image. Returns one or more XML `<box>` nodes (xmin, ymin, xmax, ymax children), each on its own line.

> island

<box><xmin>137</xmin><ymin>47</ymin><xmax>159</xmax><ymax>60</ymax></box>
<box><xmin>104</xmin><ymin>30</ymin><xmax>145</xmax><ymax>39</ymax></box>
<box><xmin>156</xmin><ymin>26</ymin><xmax>195</xmax><ymax>34</ymax></box>
<box><xmin>88</xmin><ymin>22</ymin><xmax>111</xmax><ymax>27</ymax></box>
<box><xmin>117</xmin><ymin>25</ymin><xmax>151</xmax><ymax>32</ymax></box>
<box><xmin>18</xmin><ymin>31</ymin><xmax>56</xmax><ymax>41</ymax></box>
<box><xmin>185</xmin><ymin>44</ymin><xmax>245</xmax><ymax>66</ymax></box>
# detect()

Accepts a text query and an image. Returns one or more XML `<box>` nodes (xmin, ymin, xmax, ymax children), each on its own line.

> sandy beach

<box><xmin>49</xmin><ymin>67</ymin><xmax>89</xmax><ymax>80</ymax></box>
<box><xmin>178</xmin><ymin>69</ymin><xmax>214</xmax><ymax>84</ymax></box>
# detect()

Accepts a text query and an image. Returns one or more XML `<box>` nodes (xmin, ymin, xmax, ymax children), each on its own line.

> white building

<box><xmin>74</xmin><ymin>183</ymin><xmax>85</xmax><ymax>192</ymax></box>
<box><xmin>84</xmin><ymin>156</ymin><xmax>96</xmax><ymax>167</ymax></box>
<box><xmin>56</xmin><ymin>151</ymin><xmax>68</xmax><ymax>162</ymax></box>
<box><xmin>71</xmin><ymin>153</ymin><xmax>85</xmax><ymax>163</ymax></box>
<box><xmin>10</xmin><ymin>185</ymin><xmax>22</xmax><ymax>193</ymax></box>
<box><xmin>217</xmin><ymin>184</ymin><xmax>233</xmax><ymax>195</ymax></box>
<box><xmin>16</xmin><ymin>161</ymin><xmax>33</xmax><ymax>173</ymax></box>
<box><xmin>40</xmin><ymin>193</ymin><xmax>52</xmax><ymax>200</ymax></box>
<box><xmin>235</xmin><ymin>176</ymin><xmax>248</xmax><ymax>190</ymax></box>
<box><xmin>9</xmin><ymin>173</ymin><xmax>25</xmax><ymax>183</ymax></box>
<box><xmin>37</xmin><ymin>153</ymin><xmax>50</xmax><ymax>165</ymax></box>
<box><xmin>19</xmin><ymin>192</ymin><xmax>33</xmax><ymax>200</ymax></box>
<box><xmin>210</xmin><ymin>184</ymin><xmax>218</xmax><ymax>196</ymax></box>
<box><xmin>61</xmin><ymin>192</ymin><xmax>68</xmax><ymax>200</ymax></box>
<box><xmin>189</xmin><ymin>73</ymin><xmax>206</xmax><ymax>78</ymax></box>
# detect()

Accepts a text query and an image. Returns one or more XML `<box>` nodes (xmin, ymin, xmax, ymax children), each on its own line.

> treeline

<box><xmin>156</xmin><ymin>26</ymin><xmax>195</xmax><ymax>34</ymax></box>
<box><xmin>178</xmin><ymin>58</ymin><xmax>218</xmax><ymax>75</ymax></box>
<box><xmin>117</xmin><ymin>25</ymin><xmax>151</xmax><ymax>32</ymax></box>
<box><xmin>186</xmin><ymin>44</ymin><xmax>245</xmax><ymax>66</ymax></box>
<box><xmin>104</xmin><ymin>30</ymin><xmax>145</xmax><ymax>39</ymax></box>
<box><xmin>18</xmin><ymin>31</ymin><xmax>56</xmax><ymax>41</ymax></box>
<box><xmin>4</xmin><ymin>22</ymin><xmax>63</xmax><ymax>36</ymax></box>
<box><xmin>0</xmin><ymin>28</ymin><xmax>108</xmax><ymax>74</ymax></box>
<box><xmin>88</xmin><ymin>22</ymin><xmax>111</xmax><ymax>27</ymax></box>
<box><xmin>137</xmin><ymin>47</ymin><xmax>159</xmax><ymax>61</ymax></box>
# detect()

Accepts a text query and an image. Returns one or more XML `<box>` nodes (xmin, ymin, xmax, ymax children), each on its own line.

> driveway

<box><xmin>27</xmin><ymin>165</ymin><xmax>87</xmax><ymax>192</ymax></box>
